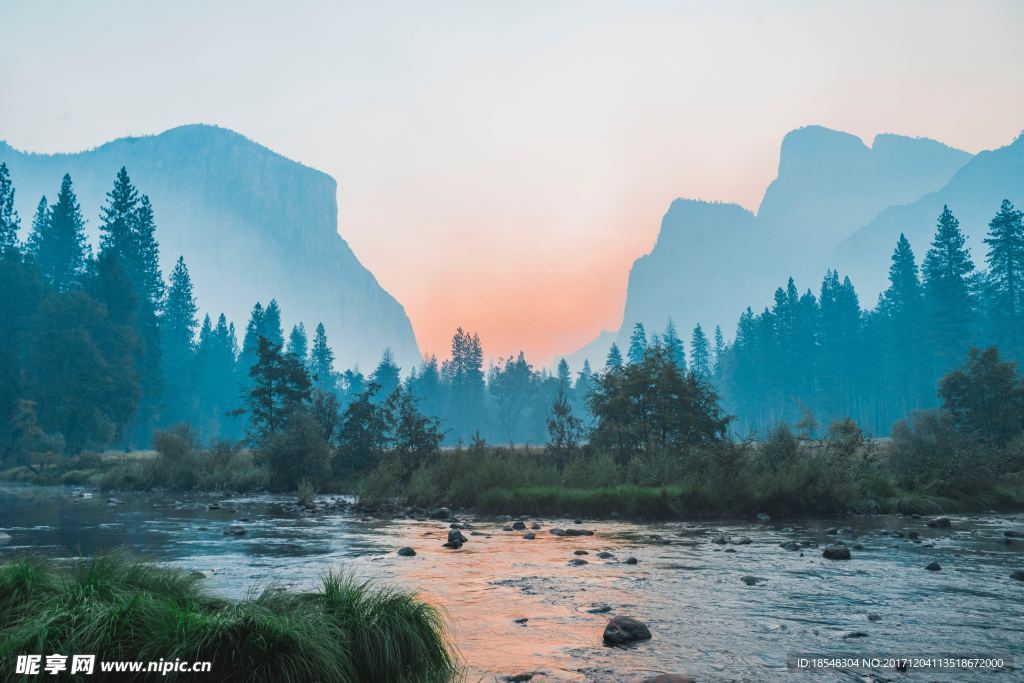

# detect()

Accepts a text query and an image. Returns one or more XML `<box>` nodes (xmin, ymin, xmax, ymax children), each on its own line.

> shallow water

<box><xmin>1</xmin><ymin>484</ymin><xmax>1022</xmax><ymax>682</ymax></box>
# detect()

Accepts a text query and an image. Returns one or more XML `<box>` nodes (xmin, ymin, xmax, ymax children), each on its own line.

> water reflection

<box><xmin>1</xmin><ymin>484</ymin><xmax>1021</xmax><ymax>682</ymax></box>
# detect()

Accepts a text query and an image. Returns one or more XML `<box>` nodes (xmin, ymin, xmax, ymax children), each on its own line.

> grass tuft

<box><xmin>0</xmin><ymin>552</ymin><xmax>456</xmax><ymax>682</ymax></box>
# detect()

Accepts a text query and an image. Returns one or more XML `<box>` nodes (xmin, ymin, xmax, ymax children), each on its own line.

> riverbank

<box><xmin>0</xmin><ymin>551</ymin><xmax>455</xmax><ymax>683</ymax></box>
<box><xmin>3</xmin><ymin>433</ymin><xmax>1023</xmax><ymax>521</ymax></box>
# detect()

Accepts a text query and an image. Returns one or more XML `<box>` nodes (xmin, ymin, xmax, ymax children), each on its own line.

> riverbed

<box><xmin>1</xmin><ymin>484</ymin><xmax>1021</xmax><ymax>682</ymax></box>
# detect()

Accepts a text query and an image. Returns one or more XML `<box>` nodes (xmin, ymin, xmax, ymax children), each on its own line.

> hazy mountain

<box><xmin>759</xmin><ymin>126</ymin><xmax>971</xmax><ymax>241</ymax></box>
<box><xmin>835</xmin><ymin>132</ymin><xmax>1024</xmax><ymax>304</ymax></box>
<box><xmin>567</xmin><ymin>126</ymin><xmax>973</xmax><ymax>371</ymax></box>
<box><xmin>0</xmin><ymin>125</ymin><xmax>420</xmax><ymax>372</ymax></box>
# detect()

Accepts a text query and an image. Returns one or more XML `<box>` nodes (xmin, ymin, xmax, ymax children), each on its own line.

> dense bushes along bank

<box><xmin>0</xmin><ymin>553</ymin><xmax>455</xmax><ymax>683</ymax></box>
<box><xmin>4</xmin><ymin>345</ymin><xmax>1024</xmax><ymax>520</ymax></box>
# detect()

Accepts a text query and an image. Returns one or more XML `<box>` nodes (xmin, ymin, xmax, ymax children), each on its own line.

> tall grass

<box><xmin>0</xmin><ymin>553</ymin><xmax>456</xmax><ymax>682</ymax></box>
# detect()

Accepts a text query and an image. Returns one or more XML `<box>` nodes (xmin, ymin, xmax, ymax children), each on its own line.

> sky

<box><xmin>2</xmin><ymin>0</ymin><xmax>1022</xmax><ymax>364</ymax></box>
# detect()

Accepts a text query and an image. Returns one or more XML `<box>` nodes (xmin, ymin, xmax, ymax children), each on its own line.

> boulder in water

<box><xmin>822</xmin><ymin>545</ymin><xmax>850</xmax><ymax>560</ymax></box>
<box><xmin>927</xmin><ymin>517</ymin><xmax>951</xmax><ymax>528</ymax></box>
<box><xmin>564</xmin><ymin>528</ymin><xmax>594</xmax><ymax>537</ymax></box>
<box><xmin>741</xmin><ymin>576</ymin><xmax>765</xmax><ymax>586</ymax></box>
<box><xmin>397</xmin><ymin>547</ymin><xmax>416</xmax><ymax>557</ymax></box>
<box><xmin>569</xmin><ymin>558</ymin><xmax>589</xmax><ymax>566</ymax></box>
<box><xmin>549</xmin><ymin>528</ymin><xmax>566</xmax><ymax>536</ymax></box>
<box><xmin>448</xmin><ymin>529</ymin><xmax>468</xmax><ymax>544</ymax></box>
<box><xmin>597</xmin><ymin>551</ymin><xmax>615</xmax><ymax>559</ymax></box>
<box><xmin>779</xmin><ymin>541</ymin><xmax>800</xmax><ymax>551</ymax></box>
<box><xmin>603</xmin><ymin>616</ymin><xmax>652</xmax><ymax>645</ymax></box>
<box><xmin>223</xmin><ymin>525</ymin><xmax>246</xmax><ymax>537</ymax></box>
<box><xmin>512</xmin><ymin>521</ymin><xmax>527</xmax><ymax>530</ymax></box>
<box><xmin>925</xmin><ymin>561</ymin><xmax>941</xmax><ymax>571</ymax></box>
<box><xmin>0</xmin><ymin>532</ymin><xmax>12</xmax><ymax>545</ymax></box>
<box><xmin>1010</xmin><ymin>569</ymin><xmax>1024</xmax><ymax>581</ymax></box>
<box><xmin>523</xmin><ymin>532</ymin><xmax>535</xmax><ymax>540</ymax></box>
<box><xmin>625</xmin><ymin>557</ymin><xmax>639</xmax><ymax>565</ymax></box>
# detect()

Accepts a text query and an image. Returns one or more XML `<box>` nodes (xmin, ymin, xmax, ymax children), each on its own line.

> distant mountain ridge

<box><xmin>835</xmin><ymin>132</ymin><xmax>1024</xmax><ymax>303</ymax></box>
<box><xmin>0</xmin><ymin>124</ymin><xmax>421</xmax><ymax>372</ymax></box>
<box><xmin>566</xmin><ymin>126</ymin><xmax>977</xmax><ymax>370</ymax></box>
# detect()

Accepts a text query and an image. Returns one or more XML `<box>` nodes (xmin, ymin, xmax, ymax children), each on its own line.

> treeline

<box><xmin>2</xmin><ymin>160</ymin><xmax>1023</xmax><ymax>464</ymax></box>
<box><xmin>713</xmin><ymin>202</ymin><xmax>1024</xmax><ymax>436</ymax></box>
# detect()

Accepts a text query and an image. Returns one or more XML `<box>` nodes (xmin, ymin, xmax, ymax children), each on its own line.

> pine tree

<box><xmin>877</xmin><ymin>234</ymin><xmax>928</xmax><ymax>418</ymax></box>
<box><xmin>556</xmin><ymin>358</ymin><xmax>571</xmax><ymax>391</ymax></box>
<box><xmin>627</xmin><ymin>322</ymin><xmax>647</xmax><ymax>364</ymax></box>
<box><xmin>99</xmin><ymin>167</ymin><xmax>139</xmax><ymax>263</ymax></box>
<box><xmin>605</xmin><ymin>342</ymin><xmax>623</xmax><ymax>370</ymax></box>
<box><xmin>309</xmin><ymin>322</ymin><xmax>336</xmax><ymax>393</ymax></box>
<box><xmin>712</xmin><ymin>325</ymin><xmax>725</xmax><ymax>383</ymax></box>
<box><xmin>196</xmin><ymin>313</ymin><xmax>241</xmax><ymax>440</ymax></box>
<box><xmin>0</xmin><ymin>163</ymin><xmax>20</xmax><ymax>250</ymax></box>
<box><xmin>160</xmin><ymin>256</ymin><xmax>199</xmax><ymax>426</ymax></box>
<box><xmin>662</xmin><ymin>318</ymin><xmax>686</xmax><ymax>370</ymax></box>
<box><xmin>369</xmin><ymin>348</ymin><xmax>401</xmax><ymax>401</ymax></box>
<box><xmin>132</xmin><ymin>196</ymin><xmax>164</xmax><ymax>309</ymax></box>
<box><xmin>818</xmin><ymin>270</ymin><xmax>864</xmax><ymax>424</ymax></box>
<box><xmin>445</xmin><ymin>327</ymin><xmax>486</xmax><ymax>441</ymax></box>
<box><xmin>923</xmin><ymin>205</ymin><xmax>976</xmax><ymax>378</ymax></box>
<box><xmin>690</xmin><ymin>323</ymin><xmax>710</xmax><ymax>381</ymax></box>
<box><xmin>261</xmin><ymin>299</ymin><xmax>285</xmax><ymax>347</ymax></box>
<box><xmin>98</xmin><ymin>169</ymin><xmax>164</xmax><ymax>445</ymax></box>
<box><xmin>287</xmin><ymin>323</ymin><xmax>309</xmax><ymax>365</ymax></box>
<box><xmin>984</xmin><ymin>200</ymin><xmax>1024</xmax><ymax>359</ymax></box>
<box><xmin>27</xmin><ymin>175</ymin><xmax>89</xmax><ymax>292</ymax></box>
<box><xmin>245</xmin><ymin>337</ymin><xmax>312</xmax><ymax>441</ymax></box>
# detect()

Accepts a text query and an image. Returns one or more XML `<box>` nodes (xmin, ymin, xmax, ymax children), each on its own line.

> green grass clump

<box><xmin>0</xmin><ymin>552</ymin><xmax>456</xmax><ymax>682</ymax></box>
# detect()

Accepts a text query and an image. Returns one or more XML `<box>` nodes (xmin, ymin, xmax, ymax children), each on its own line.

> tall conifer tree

<box><xmin>984</xmin><ymin>200</ymin><xmax>1024</xmax><ymax>359</ymax></box>
<box><xmin>923</xmin><ymin>205</ymin><xmax>976</xmax><ymax>378</ymax></box>
<box><xmin>27</xmin><ymin>175</ymin><xmax>89</xmax><ymax>292</ymax></box>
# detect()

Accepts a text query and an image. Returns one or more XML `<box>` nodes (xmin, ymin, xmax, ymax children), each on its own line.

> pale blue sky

<box><xmin>1</xmin><ymin>0</ymin><xmax>1021</xmax><ymax>359</ymax></box>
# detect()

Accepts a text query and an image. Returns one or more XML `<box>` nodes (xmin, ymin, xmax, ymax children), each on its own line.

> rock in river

<box><xmin>925</xmin><ymin>561</ymin><xmax>941</xmax><ymax>571</ymax></box>
<box><xmin>927</xmin><ymin>517</ymin><xmax>951</xmax><ymax>528</ymax></box>
<box><xmin>397</xmin><ymin>547</ymin><xmax>416</xmax><ymax>557</ymax></box>
<box><xmin>779</xmin><ymin>541</ymin><xmax>800</xmax><ymax>551</ymax></box>
<box><xmin>563</xmin><ymin>528</ymin><xmax>594</xmax><ymax>537</ymax></box>
<box><xmin>597</xmin><ymin>551</ymin><xmax>615</xmax><ymax>559</ymax></box>
<box><xmin>569</xmin><ymin>558</ymin><xmax>589</xmax><ymax>566</ymax></box>
<box><xmin>625</xmin><ymin>557</ymin><xmax>639</xmax><ymax>565</ymax></box>
<box><xmin>741</xmin><ymin>576</ymin><xmax>765</xmax><ymax>586</ymax></box>
<box><xmin>523</xmin><ymin>532</ymin><xmax>535</xmax><ymax>540</ymax></box>
<box><xmin>549</xmin><ymin>528</ymin><xmax>566</xmax><ymax>536</ymax></box>
<box><xmin>822</xmin><ymin>545</ymin><xmax>851</xmax><ymax>560</ymax></box>
<box><xmin>223</xmin><ymin>525</ymin><xmax>246</xmax><ymax>537</ymax></box>
<box><xmin>512</xmin><ymin>521</ymin><xmax>527</xmax><ymax>530</ymax></box>
<box><xmin>0</xmin><ymin>532</ymin><xmax>12</xmax><ymax>545</ymax></box>
<box><xmin>448</xmin><ymin>529</ymin><xmax>468</xmax><ymax>544</ymax></box>
<box><xmin>603</xmin><ymin>616</ymin><xmax>652</xmax><ymax>645</ymax></box>
<box><xmin>1011</xmin><ymin>570</ymin><xmax>1024</xmax><ymax>581</ymax></box>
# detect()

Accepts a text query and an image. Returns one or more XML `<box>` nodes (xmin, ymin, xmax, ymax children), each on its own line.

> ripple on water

<box><xmin>1</xmin><ymin>485</ymin><xmax>1022</xmax><ymax>681</ymax></box>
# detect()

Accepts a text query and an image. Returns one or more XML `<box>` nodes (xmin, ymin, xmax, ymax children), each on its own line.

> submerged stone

<box><xmin>603</xmin><ymin>616</ymin><xmax>651</xmax><ymax>645</ymax></box>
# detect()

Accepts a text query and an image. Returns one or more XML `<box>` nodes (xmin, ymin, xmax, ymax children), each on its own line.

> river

<box><xmin>1</xmin><ymin>484</ymin><xmax>1021</xmax><ymax>682</ymax></box>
